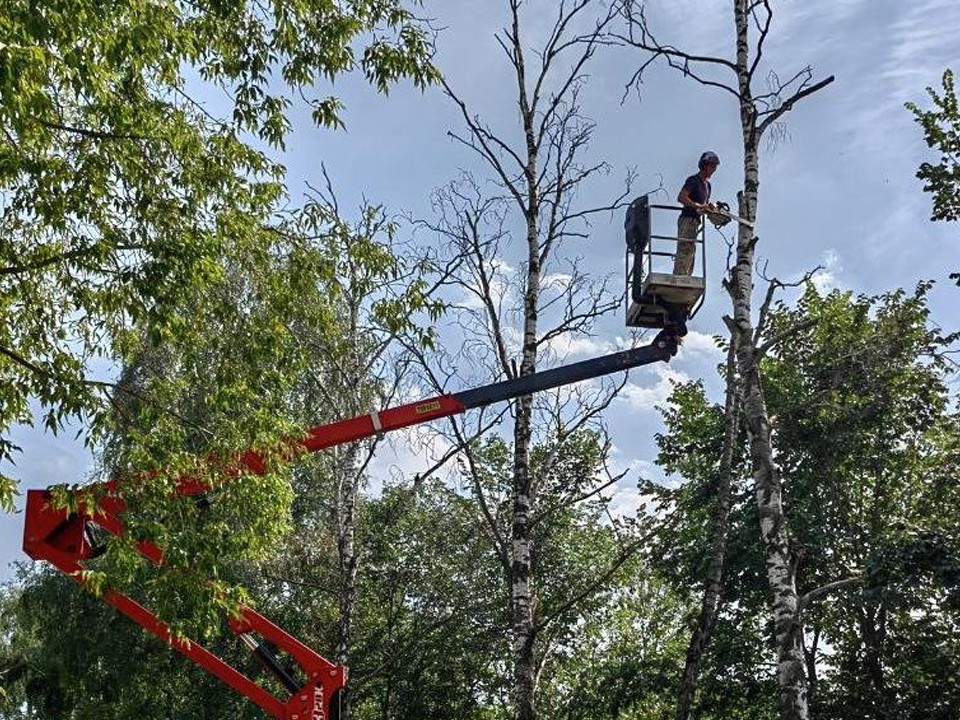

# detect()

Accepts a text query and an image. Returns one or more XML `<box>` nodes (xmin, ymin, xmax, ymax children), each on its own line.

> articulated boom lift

<box><xmin>23</xmin><ymin>198</ymin><xmax>706</xmax><ymax>719</ymax></box>
<box><xmin>23</xmin><ymin>327</ymin><xmax>682</xmax><ymax>720</ymax></box>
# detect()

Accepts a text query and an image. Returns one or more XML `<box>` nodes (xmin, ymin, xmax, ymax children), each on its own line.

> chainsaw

<box><xmin>706</xmin><ymin>201</ymin><xmax>755</xmax><ymax>230</ymax></box>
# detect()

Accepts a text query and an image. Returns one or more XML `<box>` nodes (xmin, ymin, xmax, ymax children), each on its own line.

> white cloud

<box><xmin>601</xmin><ymin>454</ymin><xmax>671</xmax><ymax>520</ymax></box>
<box><xmin>619</xmin><ymin>365</ymin><xmax>689</xmax><ymax>412</ymax></box>
<box><xmin>540</xmin><ymin>272</ymin><xmax>573</xmax><ymax>291</ymax></box>
<box><xmin>607</xmin><ymin>484</ymin><xmax>645</xmax><ymax>519</ymax></box>
<box><xmin>811</xmin><ymin>248</ymin><xmax>842</xmax><ymax>293</ymax></box>
<box><xmin>456</xmin><ymin>256</ymin><xmax>516</xmax><ymax>312</ymax></box>
<box><xmin>885</xmin><ymin>1</ymin><xmax>960</xmax><ymax>87</ymax></box>
<box><xmin>836</xmin><ymin>0</ymin><xmax>960</xmax><ymax>160</ymax></box>
<box><xmin>652</xmin><ymin>2</ymin><xmax>730</xmax><ymax>59</ymax></box>
<box><xmin>679</xmin><ymin>330</ymin><xmax>723</xmax><ymax>356</ymax></box>
<box><xmin>540</xmin><ymin>332</ymin><xmax>610</xmax><ymax>360</ymax></box>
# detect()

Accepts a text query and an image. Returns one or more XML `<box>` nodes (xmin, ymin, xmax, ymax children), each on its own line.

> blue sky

<box><xmin>3</xmin><ymin>1</ymin><xmax>959</xmax><ymax>579</ymax></box>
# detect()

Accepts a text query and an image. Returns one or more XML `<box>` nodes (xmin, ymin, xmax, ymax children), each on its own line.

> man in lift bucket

<box><xmin>674</xmin><ymin>151</ymin><xmax>719</xmax><ymax>275</ymax></box>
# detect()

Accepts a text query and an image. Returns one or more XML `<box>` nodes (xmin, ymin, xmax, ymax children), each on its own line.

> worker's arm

<box><xmin>677</xmin><ymin>186</ymin><xmax>705</xmax><ymax>212</ymax></box>
<box><xmin>678</xmin><ymin>185</ymin><xmax>716</xmax><ymax>214</ymax></box>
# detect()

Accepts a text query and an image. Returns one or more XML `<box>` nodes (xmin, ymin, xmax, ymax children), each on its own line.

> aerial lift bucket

<box><xmin>624</xmin><ymin>196</ymin><xmax>706</xmax><ymax>332</ymax></box>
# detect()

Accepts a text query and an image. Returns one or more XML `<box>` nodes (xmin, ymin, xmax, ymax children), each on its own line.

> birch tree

<box><xmin>652</xmin><ymin>377</ymin><xmax>778</xmax><ymax>718</ymax></box>
<box><xmin>613</xmin><ymin>3</ymin><xmax>834</xmax><ymax>718</ymax></box>
<box><xmin>227</xmin><ymin>183</ymin><xmax>440</xmax><ymax>720</ymax></box>
<box><xmin>761</xmin><ymin>284</ymin><xmax>960</xmax><ymax>718</ymax></box>
<box><xmin>670</xmin><ymin>336</ymin><xmax>742</xmax><ymax>720</ymax></box>
<box><xmin>292</xmin><ymin>189</ymin><xmax>438</xmax><ymax>720</ymax></box>
<box><xmin>420</xmin><ymin>2</ymin><xmax>647</xmax><ymax>717</ymax></box>
<box><xmin>651</xmin><ymin>284</ymin><xmax>960</xmax><ymax>720</ymax></box>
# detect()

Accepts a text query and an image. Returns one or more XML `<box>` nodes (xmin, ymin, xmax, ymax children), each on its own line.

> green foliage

<box><xmin>762</xmin><ymin>283</ymin><xmax>960</xmax><ymax>718</ymax></box>
<box><xmin>907</xmin><ymin>68</ymin><xmax>960</xmax><ymax>285</ymax></box>
<box><xmin>652</xmin><ymin>381</ymin><xmax>776</xmax><ymax>718</ymax></box>
<box><xmin>0</xmin><ymin>568</ymin><xmax>264</xmax><ymax>719</ymax></box>
<box><xmin>652</xmin><ymin>283</ymin><xmax>960</xmax><ymax>719</ymax></box>
<box><xmin>907</xmin><ymin>69</ymin><xmax>960</xmax><ymax>223</ymax></box>
<box><xmin>82</xmin><ymin>186</ymin><xmax>442</xmax><ymax>643</ymax></box>
<box><xmin>351</xmin><ymin>481</ymin><xmax>509</xmax><ymax>720</ymax></box>
<box><xmin>0</xmin><ymin>472</ymin><xmax>17</xmax><ymax>512</ymax></box>
<box><xmin>0</xmin><ymin>0</ymin><xmax>438</xmax><ymax>501</ymax></box>
<box><xmin>453</xmin><ymin>430</ymin><xmax>692</xmax><ymax>719</ymax></box>
<box><xmin>0</xmin><ymin>0</ymin><xmax>441</xmax><ymax>653</ymax></box>
<box><xmin>537</xmin><ymin>573</ymin><xmax>690</xmax><ymax>720</ymax></box>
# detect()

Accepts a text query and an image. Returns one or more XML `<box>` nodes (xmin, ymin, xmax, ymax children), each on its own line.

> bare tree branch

<box><xmin>747</xmin><ymin>0</ymin><xmax>774</xmax><ymax>83</ymax></box>
<box><xmin>757</xmin><ymin>75</ymin><xmax>836</xmax><ymax>136</ymax></box>
<box><xmin>608</xmin><ymin>1</ymin><xmax>740</xmax><ymax>100</ymax></box>
<box><xmin>755</xmin><ymin>318</ymin><xmax>817</xmax><ymax>359</ymax></box>
<box><xmin>796</xmin><ymin>574</ymin><xmax>863</xmax><ymax>618</ymax></box>
<box><xmin>753</xmin><ymin>264</ymin><xmax>823</xmax><ymax>346</ymax></box>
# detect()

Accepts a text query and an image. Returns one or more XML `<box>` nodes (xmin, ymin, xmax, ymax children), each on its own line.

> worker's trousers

<box><xmin>673</xmin><ymin>215</ymin><xmax>701</xmax><ymax>276</ymax></box>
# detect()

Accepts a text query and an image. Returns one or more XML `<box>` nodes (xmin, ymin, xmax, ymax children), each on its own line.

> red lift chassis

<box><xmin>23</xmin><ymin>329</ymin><xmax>680</xmax><ymax>720</ymax></box>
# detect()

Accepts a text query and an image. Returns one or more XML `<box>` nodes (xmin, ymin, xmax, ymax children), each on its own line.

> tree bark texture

<box><xmin>675</xmin><ymin>337</ymin><xmax>741</xmax><ymax>720</ymax></box>
<box><xmin>442</xmin><ymin>4</ymin><xmax>619</xmax><ymax>715</ymax></box>
<box><xmin>334</xmin><ymin>440</ymin><xmax>360</xmax><ymax>672</ymax></box>
<box><xmin>509</xmin><ymin>8</ymin><xmax>541</xmax><ymax>714</ymax></box>
<box><xmin>732</xmin><ymin>3</ymin><xmax>807</xmax><ymax>717</ymax></box>
<box><xmin>332</xmin><ymin>292</ymin><xmax>366</xmax><ymax>720</ymax></box>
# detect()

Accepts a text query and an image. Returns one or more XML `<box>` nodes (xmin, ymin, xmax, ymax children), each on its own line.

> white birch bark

<box><xmin>332</xmin><ymin>299</ymin><xmax>365</xmax><ymax>720</ymax></box>
<box><xmin>614</xmin><ymin>3</ymin><xmax>834</xmax><ymax>716</ymax></box>
<box><xmin>731</xmin><ymin>4</ymin><xmax>806</xmax><ymax>716</ymax></box>
<box><xmin>509</xmin><ymin>8</ymin><xmax>541</xmax><ymax>715</ymax></box>
<box><xmin>334</xmin><ymin>440</ymin><xmax>360</xmax><ymax>671</ymax></box>
<box><xmin>675</xmin><ymin>337</ymin><xmax>741</xmax><ymax>720</ymax></box>
<box><xmin>438</xmin><ymin>4</ymin><xmax>626</xmax><ymax>716</ymax></box>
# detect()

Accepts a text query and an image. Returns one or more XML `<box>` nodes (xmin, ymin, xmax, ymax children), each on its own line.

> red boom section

<box><xmin>22</xmin><ymin>392</ymin><xmax>469</xmax><ymax>719</ymax></box>
<box><xmin>22</xmin><ymin>334</ymin><xmax>678</xmax><ymax>718</ymax></box>
<box><xmin>23</xmin><ymin>488</ymin><xmax>345</xmax><ymax>720</ymax></box>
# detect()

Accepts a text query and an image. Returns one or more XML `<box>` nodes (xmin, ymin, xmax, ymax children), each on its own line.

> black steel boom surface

<box><xmin>454</xmin><ymin>329</ymin><xmax>679</xmax><ymax>410</ymax></box>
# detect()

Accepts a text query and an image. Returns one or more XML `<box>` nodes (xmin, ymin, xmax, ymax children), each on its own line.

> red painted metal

<box><xmin>19</xmin><ymin>393</ymin><xmax>463</xmax><ymax>719</ymax></box>
<box><xmin>300</xmin><ymin>394</ymin><xmax>466</xmax><ymax>452</ymax></box>
<box><xmin>17</xmin><ymin>392</ymin><xmax>488</xmax><ymax>718</ymax></box>
<box><xmin>23</xmin><ymin>487</ymin><xmax>346</xmax><ymax>719</ymax></box>
<box><xmin>21</xmin><ymin>331</ymin><xmax>682</xmax><ymax>719</ymax></box>
<box><xmin>30</xmin><ymin>360</ymin><xmax>692</xmax><ymax>719</ymax></box>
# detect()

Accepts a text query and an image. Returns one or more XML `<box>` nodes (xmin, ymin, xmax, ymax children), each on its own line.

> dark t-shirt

<box><xmin>679</xmin><ymin>174</ymin><xmax>711</xmax><ymax>218</ymax></box>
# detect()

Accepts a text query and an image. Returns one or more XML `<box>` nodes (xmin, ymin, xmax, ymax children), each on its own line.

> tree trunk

<box><xmin>675</xmin><ymin>337</ymin><xmax>741</xmax><ymax>720</ymax></box>
<box><xmin>615</xmin><ymin>2</ymin><xmax>833</xmax><ymax>715</ymax></box>
<box><xmin>334</xmin><ymin>441</ymin><xmax>360</xmax><ymax>670</ymax></box>
<box><xmin>804</xmin><ymin>624</ymin><xmax>820</xmax><ymax>707</ymax></box>
<box><xmin>333</xmin><ymin>296</ymin><xmax>364</xmax><ymax>720</ymax></box>
<box><xmin>860</xmin><ymin>603</ymin><xmax>888</xmax><ymax>707</ymax></box>
<box><xmin>509</xmin><ymin>5</ymin><xmax>542</xmax><ymax>716</ymax></box>
<box><xmin>440</xmin><ymin>4</ymin><xmax>620</xmax><ymax>715</ymax></box>
<box><xmin>509</xmin><ymin>261</ymin><xmax>540</xmax><ymax>720</ymax></box>
<box><xmin>732</xmin><ymin>3</ymin><xmax>808</xmax><ymax>717</ymax></box>
<box><xmin>510</xmin><ymin>391</ymin><xmax>537</xmax><ymax>720</ymax></box>
<box><xmin>510</xmin><ymin>136</ymin><xmax>541</xmax><ymax>720</ymax></box>
<box><xmin>861</xmin><ymin>466</ymin><xmax>889</xmax><ymax>712</ymax></box>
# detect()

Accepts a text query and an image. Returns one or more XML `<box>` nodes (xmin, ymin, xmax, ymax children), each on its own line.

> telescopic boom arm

<box><xmin>23</xmin><ymin>329</ymin><xmax>680</xmax><ymax>720</ymax></box>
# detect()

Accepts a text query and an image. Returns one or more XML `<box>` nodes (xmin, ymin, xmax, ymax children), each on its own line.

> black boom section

<box><xmin>454</xmin><ymin>329</ymin><xmax>679</xmax><ymax>410</ymax></box>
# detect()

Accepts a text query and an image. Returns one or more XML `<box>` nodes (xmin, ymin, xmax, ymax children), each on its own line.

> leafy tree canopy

<box><xmin>908</xmin><ymin>69</ymin><xmax>960</xmax><ymax>223</ymax></box>
<box><xmin>0</xmin><ymin>0</ymin><xmax>439</xmax><ymax>511</ymax></box>
<box><xmin>907</xmin><ymin>68</ymin><xmax>960</xmax><ymax>285</ymax></box>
